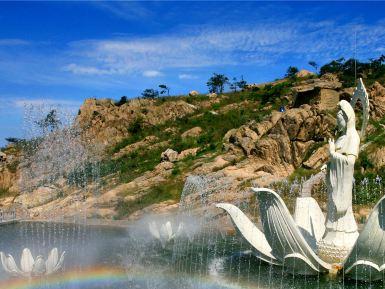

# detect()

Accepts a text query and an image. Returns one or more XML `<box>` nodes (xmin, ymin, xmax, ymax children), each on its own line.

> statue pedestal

<box><xmin>317</xmin><ymin>214</ymin><xmax>359</xmax><ymax>264</ymax></box>
<box><xmin>317</xmin><ymin>235</ymin><xmax>358</xmax><ymax>264</ymax></box>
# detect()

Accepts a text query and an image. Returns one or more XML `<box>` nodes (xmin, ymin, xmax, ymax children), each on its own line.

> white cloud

<box><xmin>178</xmin><ymin>73</ymin><xmax>198</xmax><ymax>80</ymax></box>
<box><xmin>92</xmin><ymin>2</ymin><xmax>152</xmax><ymax>21</ymax></box>
<box><xmin>63</xmin><ymin>63</ymin><xmax>114</xmax><ymax>75</ymax></box>
<box><xmin>0</xmin><ymin>39</ymin><xmax>29</xmax><ymax>46</ymax></box>
<box><xmin>63</xmin><ymin>20</ymin><xmax>385</xmax><ymax>76</ymax></box>
<box><xmin>142</xmin><ymin>70</ymin><xmax>163</xmax><ymax>77</ymax></box>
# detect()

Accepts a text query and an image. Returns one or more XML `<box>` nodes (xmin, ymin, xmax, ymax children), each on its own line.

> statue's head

<box><xmin>337</xmin><ymin>100</ymin><xmax>356</xmax><ymax>132</ymax></box>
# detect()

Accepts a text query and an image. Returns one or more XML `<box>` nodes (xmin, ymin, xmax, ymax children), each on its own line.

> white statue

<box><xmin>0</xmin><ymin>248</ymin><xmax>65</xmax><ymax>278</ymax></box>
<box><xmin>317</xmin><ymin>100</ymin><xmax>360</xmax><ymax>263</ymax></box>
<box><xmin>216</xmin><ymin>79</ymin><xmax>385</xmax><ymax>280</ymax></box>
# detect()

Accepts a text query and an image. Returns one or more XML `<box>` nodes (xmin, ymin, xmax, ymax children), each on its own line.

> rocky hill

<box><xmin>1</xmin><ymin>68</ymin><xmax>385</xmax><ymax>222</ymax></box>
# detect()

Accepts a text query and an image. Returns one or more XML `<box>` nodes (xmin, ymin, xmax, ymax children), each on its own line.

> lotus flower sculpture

<box><xmin>216</xmin><ymin>79</ymin><xmax>385</xmax><ymax>281</ymax></box>
<box><xmin>148</xmin><ymin>221</ymin><xmax>184</xmax><ymax>247</ymax></box>
<box><xmin>0</xmin><ymin>248</ymin><xmax>65</xmax><ymax>277</ymax></box>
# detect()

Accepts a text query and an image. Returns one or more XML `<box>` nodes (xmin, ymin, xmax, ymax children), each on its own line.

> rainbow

<box><xmin>0</xmin><ymin>266</ymin><xmax>127</xmax><ymax>289</ymax></box>
<box><xmin>0</xmin><ymin>266</ymin><xmax>253</xmax><ymax>289</ymax></box>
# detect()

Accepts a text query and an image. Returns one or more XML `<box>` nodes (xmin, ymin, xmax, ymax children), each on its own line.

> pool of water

<box><xmin>0</xmin><ymin>221</ymin><xmax>382</xmax><ymax>289</ymax></box>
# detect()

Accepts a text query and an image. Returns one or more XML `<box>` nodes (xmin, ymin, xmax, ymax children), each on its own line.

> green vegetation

<box><xmin>285</xmin><ymin>66</ymin><xmax>299</xmax><ymax>79</ymax></box>
<box><xmin>158</xmin><ymin>84</ymin><xmax>170</xmax><ymax>96</ymax></box>
<box><xmin>141</xmin><ymin>88</ymin><xmax>159</xmax><ymax>99</ymax></box>
<box><xmin>116</xmin><ymin>179</ymin><xmax>184</xmax><ymax>218</ymax></box>
<box><xmin>207</xmin><ymin>73</ymin><xmax>229</xmax><ymax>94</ymax></box>
<box><xmin>8</xmin><ymin>55</ymin><xmax>385</xmax><ymax>217</ymax></box>
<box><xmin>320</xmin><ymin>55</ymin><xmax>385</xmax><ymax>87</ymax></box>
<box><xmin>366</xmin><ymin>116</ymin><xmax>385</xmax><ymax>146</ymax></box>
<box><xmin>115</xmin><ymin>96</ymin><xmax>128</xmax><ymax>106</ymax></box>
<box><xmin>229</xmin><ymin>76</ymin><xmax>247</xmax><ymax>93</ymax></box>
<box><xmin>104</xmin><ymin>96</ymin><xmax>273</xmax><ymax>184</ymax></box>
<box><xmin>0</xmin><ymin>188</ymin><xmax>11</xmax><ymax>198</ymax></box>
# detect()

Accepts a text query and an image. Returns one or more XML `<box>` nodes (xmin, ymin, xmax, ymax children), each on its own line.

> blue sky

<box><xmin>1</xmin><ymin>1</ymin><xmax>385</xmax><ymax>146</ymax></box>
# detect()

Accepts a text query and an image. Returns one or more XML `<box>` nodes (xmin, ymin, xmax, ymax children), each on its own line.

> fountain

<box><xmin>216</xmin><ymin>79</ymin><xmax>385</xmax><ymax>281</ymax></box>
<box><xmin>0</xmin><ymin>80</ymin><xmax>384</xmax><ymax>289</ymax></box>
<box><xmin>148</xmin><ymin>220</ymin><xmax>185</xmax><ymax>247</ymax></box>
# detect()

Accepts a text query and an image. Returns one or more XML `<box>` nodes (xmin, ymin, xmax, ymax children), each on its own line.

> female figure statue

<box><xmin>318</xmin><ymin>100</ymin><xmax>360</xmax><ymax>263</ymax></box>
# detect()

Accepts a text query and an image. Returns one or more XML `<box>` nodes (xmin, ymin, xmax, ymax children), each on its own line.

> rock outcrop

<box><xmin>189</xmin><ymin>90</ymin><xmax>199</xmax><ymax>96</ymax></box>
<box><xmin>303</xmin><ymin>144</ymin><xmax>329</xmax><ymax>169</ymax></box>
<box><xmin>2</xmin><ymin>74</ymin><xmax>384</xmax><ymax>221</ymax></box>
<box><xmin>369</xmin><ymin>81</ymin><xmax>385</xmax><ymax>120</ymax></box>
<box><xmin>181</xmin><ymin>127</ymin><xmax>202</xmax><ymax>139</ymax></box>
<box><xmin>77</xmin><ymin>98</ymin><xmax>197</xmax><ymax>146</ymax></box>
<box><xmin>224</xmin><ymin>104</ymin><xmax>334</xmax><ymax>172</ymax></box>
<box><xmin>292</xmin><ymin>73</ymin><xmax>342</xmax><ymax>109</ymax></box>
<box><xmin>296</xmin><ymin>69</ymin><xmax>316</xmax><ymax>78</ymax></box>
<box><xmin>0</xmin><ymin>147</ymin><xmax>20</xmax><ymax>194</ymax></box>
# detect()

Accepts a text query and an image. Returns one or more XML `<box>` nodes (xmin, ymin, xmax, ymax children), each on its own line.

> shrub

<box><xmin>141</xmin><ymin>89</ymin><xmax>159</xmax><ymax>99</ymax></box>
<box><xmin>115</xmin><ymin>96</ymin><xmax>128</xmax><ymax>106</ymax></box>
<box><xmin>128</xmin><ymin>117</ymin><xmax>144</xmax><ymax>134</ymax></box>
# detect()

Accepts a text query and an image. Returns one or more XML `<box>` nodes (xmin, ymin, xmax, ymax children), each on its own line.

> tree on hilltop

<box><xmin>285</xmin><ymin>66</ymin><xmax>299</xmax><ymax>79</ymax></box>
<box><xmin>207</xmin><ymin>73</ymin><xmax>229</xmax><ymax>94</ymax></box>
<box><xmin>141</xmin><ymin>89</ymin><xmax>159</xmax><ymax>99</ymax></box>
<box><xmin>158</xmin><ymin>84</ymin><xmax>170</xmax><ymax>96</ymax></box>
<box><xmin>236</xmin><ymin>75</ymin><xmax>247</xmax><ymax>90</ymax></box>
<box><xmin>229</xmin><ymin>75</ymin><xmax>247</xmax><ymax>93</ymax></box>
<box><xmin>116</xmin><ymin>96</ymin><xmax>128</xmax><ymax>106</ymax></box>
<box><xmin>229</xmin><ymin>77</ymin><xmax>238</xmax><ymax>93</ymax></box>
<box><xmin>308</xmin><ymin>61</ymin><xmax>319</xmax><ymax>74</ymax></box>
<box><xmin>36</xmin><ymin>109</ymin><xmax>61</xmax><ymax>133</ymax></box>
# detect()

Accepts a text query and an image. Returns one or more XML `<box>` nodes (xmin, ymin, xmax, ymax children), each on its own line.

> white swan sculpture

<box><xmin>0</xmin><ymin>248</ymin><xmax>65</xmax><ymax>277</ymax></box>
<box><xmin>216</xmin><ymin>79</ymin><xmax>385</xmax><ymax>281</ymax></box>
<box><xmin>217</xmin><ymin>189</ymin><xmax>385</xmax><ymax>280</ymax></box>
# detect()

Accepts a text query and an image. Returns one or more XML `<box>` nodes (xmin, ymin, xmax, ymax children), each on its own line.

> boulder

<box><xmin>232</xmin><ymin>126</ymin><xmax>259</xmax><ymax>155</ymax></box>
<box><xmin>178</xmin><ymin>148</ymin><xmax>199</xmax><ymax>160</ymax></box>
<box><xmin>296</xmin><ymin>69</ymin><xmax>315</xmax><ymax>78</ymax></box>
<box><xmin>160</xmin><ymin>149</ymin><xmax>179</xmax><ymax>163</ymax></box>
<box><xmin>250</xmin><ymin>111</ymin><xmax>282</xmax><ymax>137</ymax></box>
<box><xmin>303</xmin><ymin>144</ymin><xmax>329</xmax><ymax>169</ymax></box>
<box><xmin>207</xmin><ymin>92</ymin><xmax>217</xmax><ymax>98</ymax></box>
<box><xmin>181</xmin><ymin>127</ymin><xmax>203</xmax><ymax>139</ymax></box>
<box><xmin>189</xmin><ymin>90</ymin><xmax>200</xmax><ymax>97</ymax></box>
<box><xmin>154</xmin><ymin>161</ymin><xmax>175</xmax><ymax>172</ymax></box>
<box><xmin>280</xmin><ymin>106</ymin><xmax>314</xmax><ymax>140</ymax></box>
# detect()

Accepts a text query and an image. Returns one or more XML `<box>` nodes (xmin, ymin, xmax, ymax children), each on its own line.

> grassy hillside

<box><xmin>3</xmin><ymin>56</ymin><xmax>385</xmax><ymax>219</ymax></box>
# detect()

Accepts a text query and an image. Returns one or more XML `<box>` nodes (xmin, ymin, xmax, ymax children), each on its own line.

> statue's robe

<box><xmin>319</xmin><ymin>126</ymin><xmax>360</xmax><ymax>263</ymax></box>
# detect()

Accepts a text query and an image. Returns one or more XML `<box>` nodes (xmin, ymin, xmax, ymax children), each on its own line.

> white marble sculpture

<box><xmin>148</xmin><ymin>221</ymin><xmax>184</xmax><ymax>248</ymax></box>
<box><xmin>0</xmin><ymin>248</ymin><xmax>65</xmax><ymax>277</ymax></box>
<box><xmin>216</xmin><ymin>79</ymin><xmax>385</xmax><ymax>280</ymax></box>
